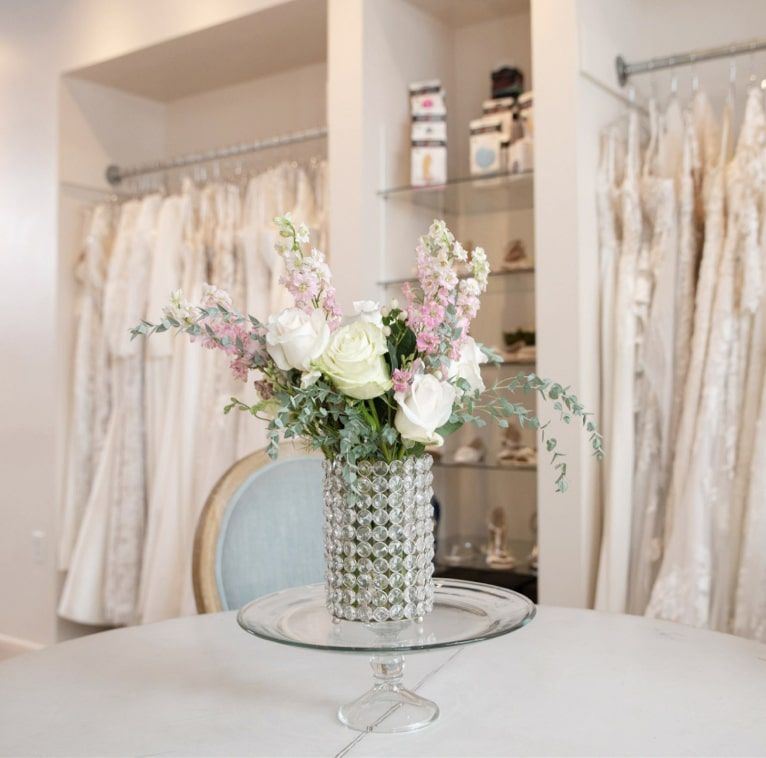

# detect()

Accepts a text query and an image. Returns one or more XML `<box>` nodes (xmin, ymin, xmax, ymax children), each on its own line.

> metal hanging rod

<box><xmin>105</xmin><ymin>125</ymin><xmax>327</xmax><ymax>186</ymax></box>
<box><xmin>616</xmin><ymin>38</ymin><xmax>766</xmax><ymax>87</ymax></box>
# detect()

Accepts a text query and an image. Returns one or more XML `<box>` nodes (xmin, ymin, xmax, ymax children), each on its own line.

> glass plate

<box><xmin>237</xmin><ymin>578</ymin><xmax>535</xmax><ymax>654</ymax></box>
<box><xmin>237</xmin><ymin>579</ymin><xmax>535</xmax><ymax>733</ymax></box>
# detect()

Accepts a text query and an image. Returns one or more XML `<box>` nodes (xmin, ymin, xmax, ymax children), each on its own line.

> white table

<box><xmin>1</xmin><ymin>606</ymin><xmax>765</xmax><ymax>757</ymax></box>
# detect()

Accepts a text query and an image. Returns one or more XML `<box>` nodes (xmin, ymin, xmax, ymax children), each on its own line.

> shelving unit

<box><xmin>375</xmin><ymin>0</ymin><xmax>537</xmax><ymax>601</ymax></box>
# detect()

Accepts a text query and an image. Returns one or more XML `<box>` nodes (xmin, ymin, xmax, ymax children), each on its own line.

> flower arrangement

<box><xmin>132</xmin><ymin>215</ymin><xmax>603</xmax><ymax>492</ymax></box>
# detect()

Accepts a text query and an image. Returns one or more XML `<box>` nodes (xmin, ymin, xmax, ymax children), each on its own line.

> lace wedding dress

<box><xmin>138</xmin><ymin>185</ymin><xmax>204</xmax><ymax>623</ymax></box>
<box><xmin>595</xmin><ymin>111</ymin><xmax>641</xmax><ymax>612</ymax></box>
<box><xmin>59</xmin><ymin>204</ymin><xmax>113</xmax><ymax>571</ymax></box>
<box><xmin>647</xmin><ymin>90</ymin><xmax>765</xmax><ymax>627</ymax></box>
<box><xmin>59</xmin><ymin>198</ymin><xmax>146</xmax><ymax>625</ymax></box>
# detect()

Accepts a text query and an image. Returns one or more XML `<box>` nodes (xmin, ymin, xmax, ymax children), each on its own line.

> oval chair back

<box><xmin>193</xmin><ymin>446</ymin><xmax>325</xmax><ymax>612</ymax></box>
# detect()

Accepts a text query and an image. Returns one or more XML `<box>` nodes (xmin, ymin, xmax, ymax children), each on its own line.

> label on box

<box><xmin>410</xmin><ymin>79</ymin><xmax>446</xmax><ymax>117</ymax></box>
<box><xmin>411</xmin><ymin>142</ymin><xmax>447</xmax><ymax>186</ymax></box>
<box><xmin>411</xmin><ymin>117</ymin><xmax>447</xmax><ymax>142</ymax></box>
<box><xmin>470</xmin><ymin>117</ymin><xmax>503</xmax><ymax>175</ymax></box>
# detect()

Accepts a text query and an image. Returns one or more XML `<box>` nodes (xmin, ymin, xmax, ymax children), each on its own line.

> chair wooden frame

<box><xmin>192</xmin><ymin>444</ymin><xmax>317</xmax><ymax>613</ymax></box>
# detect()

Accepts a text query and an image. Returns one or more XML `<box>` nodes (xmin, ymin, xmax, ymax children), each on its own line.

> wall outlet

<box><xmin>31</xmin><ymin>530</ymin><xmax>46</xmax><ymax>565</ymax></box>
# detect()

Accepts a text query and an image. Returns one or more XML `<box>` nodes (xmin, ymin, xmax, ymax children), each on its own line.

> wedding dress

<box><xmin>59</xmin><ymin>204</ymin><xmax>113</xmax><ymax>571</ymax></box>
<box><xmin>597</xmin><ymin>131</ymin><xmax>623</xmax><ymax>507</ymax></box>
<box><xmin>595</xmin><ymin>111</ymin><xmax>641</xmax><ymax>613</ymax></box>
<box><xmin>626</xmin><ymin>96</ymin><xmax>686</xmax><ymax>614</ymax></box>
<box><xmin>647</xmin><ymin>90</ymin><xmax>765</xmax><ymax>627</ymax></box>
<box><xmin>645</xmin><ymin>104</ymin><xmax>730</xmax><ymax>618</ymax></box>
<box><xmin>236</xmin><ymin>172</ymin><xmax>275</xmax><ymax>458</ymax></box>
<box><xmin>138</xmin><ymin>185</ymin><xmax>204</xmax><ymax>624</ymax></box>
<box><xmin>144</xmin><ymin>194</ymin><xmax>188</xmax><ymax>496</ymax></box>
<box><xmin>102</xmin><ymin>193</ymin><xmax>161</xmax><ymax>624</ymax></box>
<box><xmin>59</xmin><ymin>199</ymin><xmax>143</xmax><ymax>625</ymax></box>
<box><xmin>714</xmin><ymin>90</ymin><xmax>766</xmax><ymax>633</ymax></box>
<box><xmin>180</xmin><ymin>184</ymin><xmax>245</xmax><ymax>615</ymax></box>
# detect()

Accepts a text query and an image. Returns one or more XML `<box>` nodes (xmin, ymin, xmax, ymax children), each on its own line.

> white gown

<box><xmin>595</xmin><ymin>111</ymin><xmax>642</xmax><ymax>613</ymax></box>
<box><xmin>144</xmin><ymin>194</ymin><xmax>189</xmax><ymax>497</ymax></box>
<box><xmin>236</xmin><ymin>172</ymin><xmax>276</xmax><ymax>458</ymax></box>
<box><xmin>710</xmin><ymin>90</ymin><xmax>766</xmax><ymax>631</ymax></box>
<box><xmin>103</xmin><ymin>193</ymin><xmax>161</xmax><ymax>625</ymax></box>
<box><xmin>138</xmin><ymin>185</ymin><xmax>205</xmax><ymax>624</ymax></box>
<box><xmin>59</xmin><ymin>204</ymin><xmax>113</xmax><ymax>571</ymax></box>
<box><xmin>597</xmin><ymin>130</ymin><xmax>623</xmax><ymax>511</ymax></box>
<box><xmin>59</xmin><ymin>199</ymin><xmax>144</xmax><ymax>625</ymax></box>
<box><xmin>647</xmin><ymin>90</ymin><xmax>765</xmax><ymax>627</ymax></box>
<box><xmin>179</xmin><ymin>183</ymin><xmax>245</xmax><ymax>616</ymax></box>
<box><xmin>626</xmin><ymin>99</ymin><xmax>682</xmax><ymax>614</ymax></box>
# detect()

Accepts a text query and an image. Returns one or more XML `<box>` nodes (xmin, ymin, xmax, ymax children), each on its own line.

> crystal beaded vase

<box><xmin>323</xmin><ymin>454</ymin><xmax>436</xmax><ymax>623</ymax></box>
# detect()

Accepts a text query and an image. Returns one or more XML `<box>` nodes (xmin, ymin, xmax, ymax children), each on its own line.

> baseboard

<box><xmin>0</xmin><ymin>632</ymin><xmax>44</xmax><ymax>661</ymax></box>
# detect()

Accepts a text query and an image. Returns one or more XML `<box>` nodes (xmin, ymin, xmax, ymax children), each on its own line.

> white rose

<box><xmin>318</xmin><ymin>320</ymin><xmax>391</xmax><ymax>399</ymax></box>
<box><xmin>353</xmin><ymin>300</ymin><xmax>384</xmax><ymax>327</ymax></box>
<box><xmin>266</xmin><ymin>307</ymin><xmax>330</xmax><ymax>372</ymax></box>
<box><xmin>395</xmin><ymin>373</ymin><xmax>457</xmax><ymax>446</ymax></box>
<box><xmin>448</xmin><ymin>336</ymin><xmax>488</xmax><ymax>394</ymax></box>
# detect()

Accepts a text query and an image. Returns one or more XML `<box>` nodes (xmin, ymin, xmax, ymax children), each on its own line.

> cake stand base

<box><xmin>337</xmin><ymin>654</ymin><xmax>439</xmax><ymax>733</ymax></box>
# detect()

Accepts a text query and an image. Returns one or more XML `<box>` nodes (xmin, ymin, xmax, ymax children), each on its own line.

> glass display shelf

<box><xmin>237</xmin><ymin>579</ymin><xmax>535</xmax><ymax>733</ymax></box>
<box><xmin>482</xmin><ymin>357</ymin><xmax>536</xmax><ymax>368</ymax></box>
<box><xmin>379</xmin><ymin>266</ymin><xmax>534</xmax><ymax>288</ymax></box>
<box><xmin>434</xmin><ymin>459</ymin><xmax>537</xmax><ymax>472</ymax></box>
<box><xmin>437</xmin><ymin>538</ymin><xmax>537</xmax><ymax>578</ymax></box>
<box><xmin>378</xmin><ymin>170</ymin><xmax>534</xmax><ymax>215</ymax></box>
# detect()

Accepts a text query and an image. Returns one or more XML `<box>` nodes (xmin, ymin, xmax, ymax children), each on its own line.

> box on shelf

<box><xmin>470</xmin><ymin>116</ymin><xmax>505</xmax><ymax>175</ymax></box>
<box><xmin>409</xmin><ymin>79</ymin><xmax>447</xmax><ymax>187</ymax></box>
<box><xmin>411</xmin><ymin>140</ymin><xmax>447</xmax><ymax>186</ymax></box>
<box><xmin>409</xmin><ymin>79</ymin><xmax>446</xmax><ymax>117</ymax></box>
<box><xmin>491</xmin><ymin>64</ymin><xmax>524</xmax><ymax>99</ymax></box>
<box><xmin>481</xmin><ymin>97</ymin><xmax>514</xmax><ymax>141</ymax></box>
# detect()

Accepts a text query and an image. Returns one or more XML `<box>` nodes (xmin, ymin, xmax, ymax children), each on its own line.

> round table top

<box><xmin>1</xmin><ymin>606</ymin><xmax>765</xmax><ymax>757</ymax></box>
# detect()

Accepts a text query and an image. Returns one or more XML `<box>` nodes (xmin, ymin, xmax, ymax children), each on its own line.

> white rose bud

<box><xmin>353</xmin><ymin>300</ymin><xmax>384</xmax><ymax>328</ymax></box>
<box><xmin>318</xmin><ymin>320</ymin><xmax>392</xmax><ymax>400</ymax></box>
<box><xmin>395</xmin><ymin>373</ymin><xmax>457</xmax><ymax>446</ymax></box>
<box><xmin>266</xmin><ymin>307</ymin><xmax>330</xmax><ymax>372</ymax></box>
<box><xmin>448</xmin><ymin>336</ymin><xmax>488</xmax><ymax>394</ymax></box>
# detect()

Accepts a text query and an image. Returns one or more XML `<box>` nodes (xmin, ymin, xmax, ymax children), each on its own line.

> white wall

<box><xmin>0</xmin><ymin>0</ymin><xmax>294</xmax><ymax>648</ymax></box>
<box><xmin>166</xmin><ymin>62</ymin><xmax>327</xmax><ymax>156</ymax></box>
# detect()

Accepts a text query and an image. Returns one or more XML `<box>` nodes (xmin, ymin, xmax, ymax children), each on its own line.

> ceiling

<box><xmin>406</xmin><ymin>0</ymin><xmax>529</xmax><ymax>28</ymax></box>
<box><xmin>66</xmin><ymin>0</ymin><xmax>327</xmax><ymax>102</ymax></box>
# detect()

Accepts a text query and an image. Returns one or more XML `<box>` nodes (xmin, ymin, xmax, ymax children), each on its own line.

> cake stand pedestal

<box><xmin>237</xmin><ymin>578</ymin><xmax>535</xmax><ymax>733</ymax></box>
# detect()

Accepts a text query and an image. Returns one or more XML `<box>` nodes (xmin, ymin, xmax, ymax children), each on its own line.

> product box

<box><xmin>411</xmin><ymin>116</ymin><xmax>447</xmax><ymax>143</ymax></box>
<box><xmin>411</xmin><ymin>140</ymin><xmax>447</xmax><ymax>186</ymax></box>
<box><xmin>481</xmin><ymin>97</ymin><xmax>515</xmax><ymax>141</ymax></box>
<box><xmin>409</xmin><ymin>79</ymin><xmax>446</xmax><ymax>117</ymax></box>
<box><xmin>470</xmin><ymin>116</ymin><xmax>504</xmax><ymax>175</ymax></box>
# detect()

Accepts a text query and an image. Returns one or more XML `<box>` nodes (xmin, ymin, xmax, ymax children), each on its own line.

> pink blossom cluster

<box><xmin>192</xmin><ymin>284</ymin><xmax>267</xmax><ymax>382</ymax></box>
<box><xmin>402</xmin><ymin>220</ymin><xmax>489</xmax><ymax>364</ymax></box>
<box><xmin>391</xmin><ymin>359</ymin><xmax>424</xmax><ymax>394</ymax></box>
<box><xmin>275</xmin><ymin>215</ymin><xmax>342</xmax><ymax>329</ymax></box>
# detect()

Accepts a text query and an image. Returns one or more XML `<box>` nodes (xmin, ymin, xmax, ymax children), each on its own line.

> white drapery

<box><xmin>597</xmin><ymin>86</ymin><xmax>766</xmax><ymax>642</ymax></box>
<box><xmin>58</xmin><ymin>161</ymin><xmax>328</xmax><ymax>627</ymax></box>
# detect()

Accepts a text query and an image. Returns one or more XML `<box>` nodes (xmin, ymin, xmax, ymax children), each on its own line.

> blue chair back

<box><xmin>194</xmin><ymin>450</ymin><xmax>325</xmax><ymax>612</ymax></box>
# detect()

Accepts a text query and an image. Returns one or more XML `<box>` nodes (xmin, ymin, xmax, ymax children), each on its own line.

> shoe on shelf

<box><xmin>501</xmin><ymin>239</ymin><xmax>533</xmax><ymax>271</ymax></box>
<box><xmin>453</xmin><ymin>437</ymin><xmax>485</xmax><ymax>464</ymax></box>
<box><xmin>497</xmin><ymin>445</ymin><xmax>537</xmax><ymax>466</ymax></box>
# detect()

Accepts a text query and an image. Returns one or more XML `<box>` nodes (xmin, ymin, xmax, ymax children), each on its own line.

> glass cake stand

<box><xmin>237</xmin><ymin>578</ymin><xmax>535</xmax><ymax>733</ymax></box>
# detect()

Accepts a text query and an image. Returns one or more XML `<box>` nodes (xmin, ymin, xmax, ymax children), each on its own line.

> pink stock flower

<box><xmin>274</xmin><ymin>215</ymin><xmax>342</xmax><ymax>329</ymax></box>
<box><xmin>402</xmin><ymin>220</ymin><xmax>489</xmax><ymax>366</ymax></box>
<box><xmin>392</xmin><ymin>368</ymin><xmax>413</xmax><ymax>394</ymax></box>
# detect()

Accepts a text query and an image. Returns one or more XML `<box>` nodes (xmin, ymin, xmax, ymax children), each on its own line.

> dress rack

<box><xmin>616</xmin><ymin>38</ymin><xmax>766</xmax><ymax>87</ymax></box>
<box><xmin>105</xmin><ymin>125</ymin><xmax>327</xmax><ymax>186</ymax></box>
